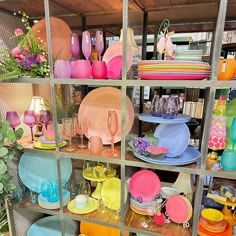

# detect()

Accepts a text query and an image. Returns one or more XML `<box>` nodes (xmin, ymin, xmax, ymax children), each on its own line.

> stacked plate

<box><xmin>38</xmin><ymin>189</ymin><xmax>70</xmax><ymax>210</ymax></box>
<box><xmin>174</xmin><ymin>49</ymin><xmax>204</xmax><ymax>61</ymax></box>
<box><xmin>130</xmin><ymin>196</ymin><xmax>156</xmax><ymax>215</ymax></box>
<box><xmin>33</xmin><ymin>135</ymin><xmax>66</xmax><ymax>149</ymax></box>
<box><xmin>137</xmin><ymin>60</ymin><xmax>211</xmax><ymax>80</ymax></box>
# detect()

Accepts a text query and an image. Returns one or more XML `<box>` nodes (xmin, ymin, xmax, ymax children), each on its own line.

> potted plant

<box><xmin>0</xmin><ymin>114</ymin><xmax>23</xmax><ymax>233</ymax></box>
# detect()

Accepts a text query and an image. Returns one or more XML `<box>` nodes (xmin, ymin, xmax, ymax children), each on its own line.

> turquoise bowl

<box><xmin>220</xmin><ymin>149</ymin><xmax>236</xmax><ymax>171</ymax></box>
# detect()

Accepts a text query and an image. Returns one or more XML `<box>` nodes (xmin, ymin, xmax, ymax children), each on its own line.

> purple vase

<box><xmin>54</xmin><ymin>60</ymin><xmax>71</xmax><ymax>78</ymax></box>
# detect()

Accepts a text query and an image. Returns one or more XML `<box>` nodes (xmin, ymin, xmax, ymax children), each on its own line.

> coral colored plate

<box><xmin>129</xmin><ymin>170</ymin><xmax>161</xmax><ymax>202</ymax></box>
<box><xmin>166</xmin><ymin>195</ymin><xmax>193</xmax><ymax>223</ymax></box>
<box><xmin>198</xmin><ymin>220</ymin><xmax>232</xmax><ymax>236</ymax></box>
<box><xmin>80</xmin><ymin>221</ymin><xmax>129</xmax><ymax>236</ymax></box>
<box><xmin>78</xmin><ymin>87</ymin><xmax>134</xmax><ymax>145</ymax></box>
<box><xmin>199</xmin><ymin>217</ymin><xmax>227</xmax><ymax>233</ymax></box>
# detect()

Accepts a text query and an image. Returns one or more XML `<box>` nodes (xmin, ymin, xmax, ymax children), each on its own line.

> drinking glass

<box><xmin>29</xmin><ymin>186</ymin><xmax>39</xmax><ymax>204</ymax></box>
<box><xmin>95</xmin><ymin>30</ymin><xmax>104</xmax><ymax>60</ymax></box>
<box><xmin>23</xmin><ymin>110</ymin><xmax>37</xmax><ymax>143</ymax></box>
<box><xmin>54</xmin><ymin>60</ymin><xmax>72</xmax><ymax>78</ymax></box>
<box><xmin>230</xmin><ymin>117</ymin><xmax>236</xmax><ymax>150</ymax></box>
<box><xmin>82</xmin><ymin>31</ymin><xmax>92</xmax><ymax>60</ymax></box>
<box><xmin>97</xmin><ymin>198</ymin><xmax>109</xmax><ymax>214</ymax></box>
<box><xmin>107</xmin><ymin>110</ymin><xmax>119</xmax><ymax>156</ymax></box>
<box><xmin>6</xmin><ymin>111</ymin><xmax>21</xmax><ymax>133</ymax></box>
<box><xmin>62</xmin><ymin>117</ymin><xmax>76</xmax><ymax>151</ymax></box>
<box><xmin>78</xmin><ymin>181</ymin><xmax>91</xmax><ymax>198</ymax></box>
<box><xmin>77</xmin><ymin>118</ymin><xmax>87</xmax><ymax>148</ymax></box>
<box><xmin>161</xmin><ymin>96</ymin><xmax>179</xmax><ymax>119</ymax></box>
<box><xmin>71</xmin><ymin>32</ymin><xmax>80</xmax><ymax>59</ymax></box>
<box><xmin>92</xmin><ymin>61</ymin><xmax>107</xmax><ymax>79</ymax></box>
<box><xmin>39</xmin><ymin>110</ymin><xmax>53</xmax><ymax>130</ymax></box>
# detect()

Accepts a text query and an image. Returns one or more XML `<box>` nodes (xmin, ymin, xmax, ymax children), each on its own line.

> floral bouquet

<box><xmin>0</xmin><ymin>12</ymin><xmax>50</xmax><ymax>80</ymax></box>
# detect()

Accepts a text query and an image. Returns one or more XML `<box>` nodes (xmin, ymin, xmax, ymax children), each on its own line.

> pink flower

<box><xmin>14</xmin><ymin>28</ymin><xmax>24</xmax><ymax>36</ymax></box>
<box><xmin>36</xmin><ymin>54</ymin><xmax>46</xmax><ymax>63</ymax></box>
<box><xmin>12</xmin><ymin>46</ymin><xmax>21</xmax><ymax>57</ymax></box>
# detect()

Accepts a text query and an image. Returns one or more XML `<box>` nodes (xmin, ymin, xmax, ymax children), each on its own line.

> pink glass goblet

<box><xmin>54</xmin><ymin>60</ymin><xmax>71</xmax><ymax>78</ymax></box>
<box><xmin>71</xmin><ymin>33</ymin><xmax>80</xmax><ymax>59</ymax></box>
<box><xmin>39</xmin><ymin>110</ymin><xmax>53</xmax><ymax>130</ymax></box>
<box><xmin>82</xmin><ymin>31</ymin><xmax>92</xmax><ymax>60</ymax></box>
<box><xmin>92</xmin><ymin>61</ymin><xmax>107</xmax><ymax>79</ymax></box>
<box><xmin>6</xmin><ymin>111</ymin><xmax>21</xmax><ymax>133</ymax></box>
<box><xmin>23</xmin><ymin>110</ymin><xmax>37</xmax><ymax>143</ymax></box>
<box><xmin>95</xmin><ymin>30</ymin><xmax>104</xmax><ymax>61</ymax></box>
<box><xmin>74</xmin><ymin>60</ymin><xmax>92</xmax><ymax>79</ymax></box>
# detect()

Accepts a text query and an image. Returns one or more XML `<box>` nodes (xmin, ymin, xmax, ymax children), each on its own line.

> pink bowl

<box><xmin>73</xmin><ymin>60</ymin><xmax>92</xmax><ymax>79</ymax></box>
<box><xmin>146</xmin><ymin>146</ymin><xmax>169</xmax><ymax>160</ymax></box>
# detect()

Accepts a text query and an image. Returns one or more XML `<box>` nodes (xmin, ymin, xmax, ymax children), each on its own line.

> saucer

<box><xmin>67</xmin><ymin>197</ymin><xmax>98</xmax><ymax>214</ymax></box>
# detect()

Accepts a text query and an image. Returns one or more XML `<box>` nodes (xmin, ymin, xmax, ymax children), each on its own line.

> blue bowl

<box><xmin>220</xmin><ymin>149</ymin><xmax>236</xmax><ymax>171</ymax></box>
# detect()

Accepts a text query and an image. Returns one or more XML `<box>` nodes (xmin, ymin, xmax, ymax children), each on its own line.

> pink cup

<box><xmin>73</xmin><ymin>60</ymin><xmax>92</xmax><ymax>79</ymax></box>
<box><xmin>92</xmin><ymin>61</ymin><xmax>107</xmax><ymax>79</ymax></box>
<box><xmin>54</xmin><ymin>60</ymin><xmax>71</xmax><ymax>78</ymax></box>
<box><xmin>88</xmin><ymin>136</ymin><xmax>103</xmax><ymax>155</ymax></box>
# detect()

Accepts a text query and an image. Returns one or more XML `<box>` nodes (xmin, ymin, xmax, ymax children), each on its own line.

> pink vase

<box><xmin>92</xmin><ymin>61</ymin><xmax>107</xmax><ymax>79</ymax></box>
<box><xmin>54</xmin><ymin>60</ymin><xmax>71</xmax><ymax>78</ymax></box>
<box><xmin>73</xmin><ymin>60</ymin><xmax>92</xmax><ymax>79</ymax></box>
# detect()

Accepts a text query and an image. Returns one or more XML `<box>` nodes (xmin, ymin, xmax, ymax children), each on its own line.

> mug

<box><xmin>88</xmin><ymin>136</ymin><xmax>103</xmax><ymax>155</ymax></box>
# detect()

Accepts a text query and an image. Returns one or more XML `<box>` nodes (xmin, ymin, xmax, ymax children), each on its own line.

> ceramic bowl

<box><xmin>146</xmin><ymin>146</ymin><xmax>169</xmax><ymax>160</ymax></box>
<box><xmin>201</xmin><ymin>208</ymin><xmax>224</xmax><ymax>225</ymax></box>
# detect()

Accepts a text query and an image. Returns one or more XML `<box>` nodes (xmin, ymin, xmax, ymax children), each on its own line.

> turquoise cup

<box><xmin>220</xmin><ymin>149</ymin><xmax>236</xmax><ymax>171</ymax></box>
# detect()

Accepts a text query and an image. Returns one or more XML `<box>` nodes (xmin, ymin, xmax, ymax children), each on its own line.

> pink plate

<box><xmin>78</xmin><ymin>87</ymin><xmax>134</xmax><ymax>145</ymax></box>
<box><xmin>129</xmin><ymin>170</ymin><xmax>161</xmax><ymax>202</ymax></box>
<box><xmin>166</xmin><ymin>195</ymin><xmax>192</xmax><ymax>223</ymax></box>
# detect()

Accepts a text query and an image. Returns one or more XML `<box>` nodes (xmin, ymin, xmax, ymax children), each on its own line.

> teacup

<box><xmin>88</xmin><ymin>136</ymin><xmax>103</xmax><ymax>155</ymax></box>
<box><xmin>74</xmin><ymin>194</ymin><xmax>88</xmax><ymax>209</ymax></box>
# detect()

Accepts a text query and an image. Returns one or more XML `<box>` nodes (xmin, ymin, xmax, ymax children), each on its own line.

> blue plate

<box><xmin>133</xmin><ymin>146</ymin><xmax>201</xmax><ymax>166</ymax></box>
<box><xmin>19</xmin><ymin>153</ymin><xmax>72</xmax><ymax>193</ymax></box>
<box><xmin>27</xmin><ymin>216</ymin><xmax>77</xmax><ymax>236</ymax></box>
<box><xmin>139</xmin><ymin>113</ymin><xmax>191</xmax><ymax>124</ymax></box>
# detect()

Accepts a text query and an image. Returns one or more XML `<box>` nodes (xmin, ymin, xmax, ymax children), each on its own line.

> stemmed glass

<box><xmin>73</xmin><ymin>115</ymin><xmax>87</xmax><ymax>148</ymax></box>
<box><xmin>23</xmin><ymin>110</ymin><xmax>37</xmax><ymax>143</ymax></box>
<box><xmin>82</xmin><ymin>31</ymin><xmax>92</xmax><ymax>60</ymax></box>
<box><xmin>78</xmin><ymin>180</ymin><xmax>91</xmax><ymax>198</ymax></box>
<box><xmin>107</xmin><ymin>110</ymin><xmax>119</xmax><ymax>156</ymax></box>
<box><xmin>95</xmin><ymin>30</ymin><xmax>104</xmax><ymax>61</ymax></box>
<box><xmin>71</xmin><ymin>32</ymin><xmax>80</xmax><ymax>60</ymax></box>
<box><xmin>6</xmin><ymin>111</ymin><xmax>21</xmax><ymax>133</ymax></box>
<box><xmin>62</xmin><ymin>117</ymin><xmax>76</xmax><ymax>152</ymax></box>
<box><xmin>230</xmin><ymin>117</ymin><xmax>236</xmax><ymax>150</ymax></box>
<box><xmin>39</xmin><ymin>110</ymin><xmax>53</xmax><ymax>130</ymax></box>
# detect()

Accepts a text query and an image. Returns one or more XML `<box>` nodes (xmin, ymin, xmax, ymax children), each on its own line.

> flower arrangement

<box><xmin>0</xmin><ymin>12</ymin><xmax>50</xmax><ymax>80</ymax></box>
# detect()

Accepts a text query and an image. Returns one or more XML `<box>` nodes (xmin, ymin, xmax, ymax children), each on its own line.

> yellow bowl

<box><xmin>201</xmin><ymin>208</ymin><xmax>224</xmax><ymax>225</ymax></box>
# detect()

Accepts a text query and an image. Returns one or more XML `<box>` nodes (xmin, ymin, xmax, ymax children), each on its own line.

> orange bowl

<box><xmin>201</xmin><ymin>208</ymin><xmax>224</xmax><ymax>225</ymax></box>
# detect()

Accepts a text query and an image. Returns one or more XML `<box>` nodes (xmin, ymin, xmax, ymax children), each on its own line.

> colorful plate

<box><xmin>129</xmin><ymin>170</ymin><xmax>161</xmax><ymax>202</ymax></box>
<box><xmin>166</xmin><ymin>195</ymin><xmax>193</xmax><ymax>223</ymax></box>
<box><xmin>199</xmin><ymin>217</ymin><xmax>227</xmax><ymax>233</ymax></box>
<box><xmin>138</xmin><ymin>74</ymin><xmax>209</xmax><ymax>80</ymax></box>
<box><xmin>133</xmin><ymin>146</ymin><xmax>201</xmax><ymax>166</ymax></box>
<box><xmin>80</xmin><ymin>221</ymin><xmax>129</xmax><ymax>236</ymax></box>
<box><xmin>78</xmin><ymin>87</ymin><xmax>134</xmax><ymax>145</ymax></box>
<box><xmin>33</xmin><ymin>141</ymin><xmax>67</xmax><ymax>149</ymax></box>
<box><xmin>154</xmin><ymin>123</ymin><xmax>190</xmax><ymax>157</ymax></box>
<box><xmin>19</xmin><ymin>153</ymin><xmax>72</xmax><ymax>193</ymax></box>
<box><xmin>101</xmin><ymin>177</ymin><xmax>127</xmax><ymax>210</ymax></box>
<box><xmin>27</xmin><ymin>216</ymin><xmax>77</xmax><ymax>236</ymax></box>
<box><xmin>67</xmin><ymin>197</ymin><xmax>99</xmax><ymax>214</ymax></box>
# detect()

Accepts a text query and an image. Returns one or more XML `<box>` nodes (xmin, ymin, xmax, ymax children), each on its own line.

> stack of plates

<box><xmin>137</xmin><ymin>60</ymin><xmax>211</xmax><ymax>80</ymax></box>
<box><xmin>174</xmin><ymin>49</ymin><xmax>203</xmax><ymax>61</ymax></box>
<box><xmin>38</xmin><ymin>189</ymin><xmax>70</xmax><ymax>210</ymax></box>
<box><xmin>33</xmin><ymin>135</ymin><xmax>66</xmax><ymax>149</ymax></box>
<box><xmin>130</xmin><ymin>196</ymin><xmax>156</xmax><ymax>215</ymax></box>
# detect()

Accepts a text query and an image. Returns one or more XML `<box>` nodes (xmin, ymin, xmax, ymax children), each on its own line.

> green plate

<box><xmin>33</xmin><ymin>141</ymin><xmax>67</xmax><ymax>149</ymax></box>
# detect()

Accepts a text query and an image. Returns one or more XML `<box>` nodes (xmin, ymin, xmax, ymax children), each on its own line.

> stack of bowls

<box><xmin>174</xmin><ymin>49</ymin><xmax>204</xmax><ymax>61</ymax></box>
<box><xmin>198</xmin><ymin>208</ymin><xmax>232</xmax><ymax>235</ymax></box>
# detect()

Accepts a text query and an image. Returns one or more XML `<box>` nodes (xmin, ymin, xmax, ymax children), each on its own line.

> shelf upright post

<box><xmin>192</xmin><ymin>1</ymin><xmax>227</xmax><ymax>236</ymax></box>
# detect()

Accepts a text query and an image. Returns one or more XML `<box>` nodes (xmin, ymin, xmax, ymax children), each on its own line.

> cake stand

<box><xmin>83</xmin><ymin>167</ymin><xmax>116</xmax><ymax>199</ymax></box>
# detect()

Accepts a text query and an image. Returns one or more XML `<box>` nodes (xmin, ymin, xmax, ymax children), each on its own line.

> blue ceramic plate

<box><xmin>27</xmin><ymin>216</ymin><xmax>77</xmax><ymax>236</ymax></box>
<box><xmin>19</xmin><ymin>153</ymin><xmax>72</xmax><ymax>193</ymax></box>
<box><xmin>133</xmin><ymin>146</ymin><xmax>201</xmax><ymax>166</ymax></box>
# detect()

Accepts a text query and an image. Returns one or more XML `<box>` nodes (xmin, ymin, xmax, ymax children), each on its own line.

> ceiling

<box><xmin>1</xmin><ymin>0</ymin><xmax>236</xmax><ymax>37</ymax></box>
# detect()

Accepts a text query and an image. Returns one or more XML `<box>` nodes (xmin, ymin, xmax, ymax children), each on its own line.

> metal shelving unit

<box><xmin>1</xmin><ymin>0</ymin><xmax>235</xmax><ymax>236</ymax></box>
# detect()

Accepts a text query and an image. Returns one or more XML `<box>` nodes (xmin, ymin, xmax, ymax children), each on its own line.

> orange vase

<box><xmin>218</xmin><ymin>56</ymin><xmax>236</xmax><ymax>80</ymax></box>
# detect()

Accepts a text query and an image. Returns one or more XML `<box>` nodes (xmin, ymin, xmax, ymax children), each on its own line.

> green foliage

<box><xmin>0</xmin><ymin>114</ymin><xmax>23</xmax><ymax>207</ymax></box>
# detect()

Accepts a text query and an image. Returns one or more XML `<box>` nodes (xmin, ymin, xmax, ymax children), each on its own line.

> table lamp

<box><xmin>29</xmin><ymin>96</ymin><xmax>45</xmax><ymax>136</ymax></box>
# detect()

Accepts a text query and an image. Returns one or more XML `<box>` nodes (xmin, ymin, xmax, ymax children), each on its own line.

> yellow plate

<box><xmin>67</xmin><ymin>197</ymin><xmax>98</xmax><ymax>214</ymax></box>
<box><xmin>101</xmin><ymin>177</ymin><xmax>127</xmax><ymax>210</ymax></box>
<box><xmin>33</xmin><ymin>141</ymin><xmax>67</xmax><ymax>150</ymax></box>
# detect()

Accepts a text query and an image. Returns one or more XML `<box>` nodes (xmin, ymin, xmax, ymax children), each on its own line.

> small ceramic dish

<box><xmin>201</xmin><ymin>208</ymin><xmax>224</xmax><ymax>225</ymax></box>
<box><xmin>146</xmin><ymin>146</ymin><xmax>169</xmax><ymax>160</ymax></box>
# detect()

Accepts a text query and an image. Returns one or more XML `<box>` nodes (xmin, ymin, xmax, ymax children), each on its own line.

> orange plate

<box><xmin>198</xmin><ymin>219</ymin><xmax>232</xmax><ymax>236</ymax></box>
<box><xmin>78</xmin><ymin>87</ymin><xmax>134</xmax><ymax>145</ymax></box>
<box><xmin>199</xmin><ymin>216</ymin><xmax>227</xmax><ymax>233</ymax></box>
<box><xmin>80</xmin><ymin>221</ymin><xmax>129</xmax><ymax>236</ymax></box>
